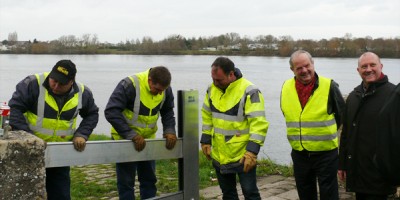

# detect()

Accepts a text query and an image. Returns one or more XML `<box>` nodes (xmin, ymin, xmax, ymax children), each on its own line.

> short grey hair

<box><xmin>289</xmin><ymin>50</ymin><xmax>314</xmax><ymax>69</ymax></box>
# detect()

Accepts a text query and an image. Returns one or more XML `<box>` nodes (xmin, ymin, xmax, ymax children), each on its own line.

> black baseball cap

<box><xmin>49</xmin><ymin>60</ymin><xmax>77</xmax><ymax>84</ymax></box>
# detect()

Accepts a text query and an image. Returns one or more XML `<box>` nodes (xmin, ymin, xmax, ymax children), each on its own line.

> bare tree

<box><xmin>8</xmin><ymin>31</ymin><xmax>18</xmax><ymax>45</ymax></box>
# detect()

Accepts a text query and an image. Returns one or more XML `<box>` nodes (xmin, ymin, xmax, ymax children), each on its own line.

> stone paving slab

<box><xmin>72</xmin><ymin>164</ymin><xmax>399</xmax><ymax>200</ymax></box>
<box><xmin>199</xmin><ymin>175</ymin><xmax>357</xmax><ymax>200</ymax></box>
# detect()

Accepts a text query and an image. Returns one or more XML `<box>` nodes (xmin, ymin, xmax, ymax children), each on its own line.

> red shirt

<box><xmin>295</xmin><ymin>77</ymin><xmax>316</xmax><ymax>109</ymax></box>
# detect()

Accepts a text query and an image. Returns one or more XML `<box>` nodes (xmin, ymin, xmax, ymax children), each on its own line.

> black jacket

<box><xmin>338</xmin><ymin>75</ymin><xmax>396</xmax><ymax>194</ymax></box>
<box><xmin>375</xmin><ymin>83</ymin><xmax>400</xmax><ymax>186</ymax></box>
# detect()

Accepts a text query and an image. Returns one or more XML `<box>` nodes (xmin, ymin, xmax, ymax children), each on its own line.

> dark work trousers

<box><xmin>46</xmin><ymin>166</ymin><xmax>71</xmax><ymax>200</ymax></box>
<box><xmin>116</xmin><ymin>160</ymin><xmax>157</xmax><ymax>200</ymax></box>
<box><xmin>214</xmin><ymin>165</ymin><xmax>261</xmax><ymax>200</ymax></box>
<box><xmin>291</xmin><ymin>149</ymin><xmax>339</xmax><ymax>200</ymax></box>
<box><xmin>356</xmin><ymin>193</ymin><xmax>388</xmax><ymax>200</ymax></box>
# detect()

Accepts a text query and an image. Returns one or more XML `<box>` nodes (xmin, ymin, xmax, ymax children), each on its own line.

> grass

<box><xmin>71</xmin><ymin>164</ymin><xmax>117</xmax><ymax>199</ymax></box>
<box><xmin>70</xmin><ymin>134</ymin><xmax>293</xmax><ymax>199</ymax></box>
<box><xmin>87</xmin><ymin>134</ymin><xmax>112</xmax><ymax>141</ymax></box>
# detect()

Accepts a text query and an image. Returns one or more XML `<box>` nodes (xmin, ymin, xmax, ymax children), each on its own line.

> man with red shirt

<box><xmin>280</xmin><ymin>50</ymin><xmax>345</xmax><ymax>200</ymax></box>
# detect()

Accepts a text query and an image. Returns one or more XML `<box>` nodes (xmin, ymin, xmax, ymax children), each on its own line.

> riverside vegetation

<box><xmin>69</xmin><ymin>134</ymin><xmax>294</xmax><ymax>199</ymax></box>
<box><xmin>3</xmin><ymin>32</ymin><xmax>400</xmax><ymax>58</ymax></box>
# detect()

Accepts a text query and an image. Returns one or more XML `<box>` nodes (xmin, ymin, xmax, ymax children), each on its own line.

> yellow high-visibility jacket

<box><xmin>202</xmin><ymin>77</ymin><xmax>269</xmax><ymax>165</ymax></box>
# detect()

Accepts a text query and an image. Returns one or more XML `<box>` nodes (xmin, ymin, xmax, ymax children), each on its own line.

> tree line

<box><xmin>2</xmin><ymin>32</ymin><xmax>400</xmax><ymax>58</ymax></box>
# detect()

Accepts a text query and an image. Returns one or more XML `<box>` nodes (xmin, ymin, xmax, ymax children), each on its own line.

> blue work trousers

<box><xmin>46</xmin><ymin>166</ymin><xmax>71</xmax><ymax>200</ymax></box>
<box><xmin>116</xmin><ymin>160</ymin><xmax>157</xmax><ymax>200</ymax></box>
<box><xmin>214</xmin><ymin>165</ymin><xmax>261</xmax><ymax>200</ymax></box>
<box><xmin>291</xmin><ymin>149</ymin><xmax>339</xmax><ymax>200</ymax></box>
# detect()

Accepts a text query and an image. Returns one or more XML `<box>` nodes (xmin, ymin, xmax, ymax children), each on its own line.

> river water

<box><xmin>1</xmin><ymin>54</ymin><xmax>399</xmax><ymax>164</ymax></box>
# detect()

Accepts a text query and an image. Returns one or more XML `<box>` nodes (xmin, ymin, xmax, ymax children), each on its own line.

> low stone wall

<box><xmin>0</xmin><ymin>131</ymin><xmax>46</xmax><ymax>199</ymax></box>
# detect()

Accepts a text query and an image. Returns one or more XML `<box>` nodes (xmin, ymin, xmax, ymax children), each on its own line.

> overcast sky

<box><xmin>1</xmin><ymin>0</ymin><xmax>399</xmax><ymax>43</ymax></box>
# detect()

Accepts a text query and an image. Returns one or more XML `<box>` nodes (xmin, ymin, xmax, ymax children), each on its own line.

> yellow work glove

<box><xmin>132</xmin><ymin>135</ymin><xmax>146</xmax><ymax>152</ymax></box>
<box><xmin>239</xmin><ymin>151</ymin><xmax>257</xmax><ymax>173</ymax></box>
<box><xmin>72</xmin><ymin>136</ymin><xmax>86</xmax><ymax>152</ymax></box>
<box><xmin>164</xmin><ymin>134</ymin><xmax>177</xmax><ymax>150</ymax></box>
<box><xmin>201</xmin><ymin>143</ymin><xmax>211</xmax><ymax>160</ymax></box>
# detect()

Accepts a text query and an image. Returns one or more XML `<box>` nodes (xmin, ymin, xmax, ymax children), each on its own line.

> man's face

<box><xmin>357</xmin><ymin>53</ymin><xmax>383</xmax><ymax>86</ymax></box>
<box><xmin>291</xmin><ymin>53</ymin><xmax>315</xmax><ymax>84</ymax></box>
<box><xmin>49</xmin><ymin>78</ymin><xmax>73</xmax><ymax>95</ymax></box>
<box><xmin>148</xmin><ymin>78</ymin><xmax>167</xmax><ymax>95</ymax></box>
<box><xmin>211</xmin><ymin>66</ymin><xmax>233</xmax><ymax>90</ymax></box>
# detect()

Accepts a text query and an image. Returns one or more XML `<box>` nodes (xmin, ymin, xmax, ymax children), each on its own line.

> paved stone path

<box><xmin>200</xmin><ymin>175</ymin><xmax>355</xmax><ymax>200</ymax></box>
<box><xmin>74</xmin><ymin>164</ymin><xmax>399</xmax><ymax>200</ymax></box>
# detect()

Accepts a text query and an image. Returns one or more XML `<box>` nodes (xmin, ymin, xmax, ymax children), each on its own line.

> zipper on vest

<box><xmin>55</xmin><ymin>111</ymin><xmax>61</xmax><ymax>137</ymax></box>
<box><xmin>299</xmin><ymin>109</ymin><xmax>306</xmax><ymax>151</ymax></box>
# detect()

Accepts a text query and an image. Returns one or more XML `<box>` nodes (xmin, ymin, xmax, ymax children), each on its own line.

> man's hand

<box><xmin>239</xmin><ymin>151</ymin><xmax>257</xmax><ymax>173</ymax></box>
<box><xmin>132</xmin><ymin>135</ymin><xmax>146</xmax><ymax>151</ymax></box>
<box><xmin>73</xmin><ymin>136</ymin><xmax>86</xmax><ymax>152</ymax></box>
<box><xmin>164</xmin><ymin>134</ymin><xmax>177</xmax><ymax>150</ymax></box>
<box><xmin>338</xmin><ymin>170</ymin><xmax>346</xmax><ymax>181</ymax></box>
<box><xmin>201</xmin><ymin>143</ymin><xmax>211</xmax><ymax>160</ymax></box>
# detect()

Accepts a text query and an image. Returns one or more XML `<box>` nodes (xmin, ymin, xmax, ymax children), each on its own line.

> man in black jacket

<box><xmin>338</xmin><ymin>52</ymin><xmax>396</xmax><ymax>199</ymax></box>
<box><xmin>9</xmin><ymin>60</ymin><xmax>99</xmax><ymax>200</ymax></box>
<box><xmin>104</xmin><ymin>66</ymin><xmax>177</xmax><ymax>200</ymax></box>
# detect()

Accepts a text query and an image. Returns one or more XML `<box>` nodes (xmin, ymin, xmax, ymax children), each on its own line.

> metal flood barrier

<box><xmin>45</xmin><ymin>90</ymin><xmax>200</xmax><ymax>200</ymax></box>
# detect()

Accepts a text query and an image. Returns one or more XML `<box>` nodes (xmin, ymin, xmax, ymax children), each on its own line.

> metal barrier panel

<box><xmin>178</xmin><ymin>90</ymin><xmax>199</xmax><ymax>200</ymax></box>
<box><xmin>45</xmin><ymin>139</ymin><xmax>183</xmax><ymax>167</ymax></box>
<box><xmin>44</xmin><ymin>90</ymin><xmax>199</xmax><ymax>200</ymax></box>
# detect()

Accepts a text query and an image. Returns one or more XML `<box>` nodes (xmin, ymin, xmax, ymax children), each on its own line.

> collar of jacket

<box><xmin>42</xmin><ymin>76</ymin><xmax>78</xmax><ymax>97</ymax></box>
<box><xmin>355</xmin><ymin>75</ymin><xmax>389</xmax><ymax>97</ymax></box>
<box><xmin>293</xmin><ymin>72</ymin><xmax>320</xmax><ymax>93</ymax></box>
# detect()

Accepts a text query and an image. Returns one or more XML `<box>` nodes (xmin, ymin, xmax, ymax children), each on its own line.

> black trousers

<box><xmin>356</xmin><ymin>193</ymin><xmax>388</xmax><ymax>200</ymax></box>
<box><xmin>291</xmin><ymin>149</ymin><xmax>339</xmax><ymax>200</ymax></box>
<box><xmin>46</xmin><ymin>166</ymin><xmax>71</xmax><ymax>200</ymax></box>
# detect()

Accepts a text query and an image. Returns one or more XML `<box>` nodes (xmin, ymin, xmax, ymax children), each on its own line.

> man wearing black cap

<box><xmin>9</xmin><ymin>59</ymin><xmax>99</xmax><ymax>200</ymax></box>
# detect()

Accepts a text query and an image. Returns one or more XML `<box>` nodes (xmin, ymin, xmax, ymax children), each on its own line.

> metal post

<box><xmin>178</xmin><ymin>90</ymin><xmax>199</xmax><ymax>200</ymax></box>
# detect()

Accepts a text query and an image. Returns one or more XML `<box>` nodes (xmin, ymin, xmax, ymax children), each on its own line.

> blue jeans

<box><xmin>291</xmin><ymin>149</ymin><xmax>339</xmax><ymax>200</ymax></box>
<box><xmin>214</xmin><ymin>165</ymin><xmax>260</xmax><ymax>200</ymax></box>
<box><xmin>116</xmin><ymin>161</ymin><xmax>157</xmax><ymax>200</ymax></box>
<box><xmin>46</xmin><ymin>167</ymin><xmax>71</xmax><ymax>200</ymax></box>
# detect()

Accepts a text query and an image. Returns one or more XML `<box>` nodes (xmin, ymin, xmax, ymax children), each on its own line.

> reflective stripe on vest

<box><xmin>286</xmin><ymin>118</ymin><xmax>336</xmax><ymax>129</ymax></box>
<box><xmin>125</xmin><ymin>75</ymin><xmax>165</xmax><ymax>129</ymax></box>
<box><xmin>29</xmin><ymin>73</ymin><xmax>83</xmax><ymax>136</ymax></box>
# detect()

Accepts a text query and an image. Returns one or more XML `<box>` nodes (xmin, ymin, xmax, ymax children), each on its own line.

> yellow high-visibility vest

<box><xmin>281</xmin><ymin>76</ymin><xmax>338</xmax><ymax>151</ymax></box>
<box><xmin>111</xmin><ymin>70</ymin><xmax>165</xmax><ymax>140</ymax></box>
<box><xmin>25</xmin><ymin>73</ymin><xmax>83</xmax><ymax>142</ymax></box>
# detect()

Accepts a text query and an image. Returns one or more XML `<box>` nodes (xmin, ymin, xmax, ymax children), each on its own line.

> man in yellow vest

<box><xmin>9</xmin><ymin>60</ymin><xmax>99</xmax><ymax>200</ymax></box>
<box><xmin>280</xmin><ymin>50</ymin><xmax>345</xmax><ymax>200</ymax></box>
<box><xmin>200</xmin><ymin>57</ymin><xmax>269</xmax><ymax>200</ymax></box>
<box><xmin>105</xmin><ymin>66</ymin><xmax>177</xmax><ymax>200</ymax></box>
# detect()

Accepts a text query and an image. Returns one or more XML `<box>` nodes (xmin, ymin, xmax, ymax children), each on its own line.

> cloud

<box><xmin>1</xmin><ymin>0</ymin><xmax>399</xmax><ymax>43</ymax></box>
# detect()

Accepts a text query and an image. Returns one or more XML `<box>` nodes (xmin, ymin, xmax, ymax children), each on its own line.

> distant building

<box><xmin>0</xmin><ymin>44</ymin><xmax>9</xmax><ymax>51</ymax></box>
<box><xmin>200</xmin><ymin>47</ymin><xmax>217</xmax><ymax>51</ymax></box>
